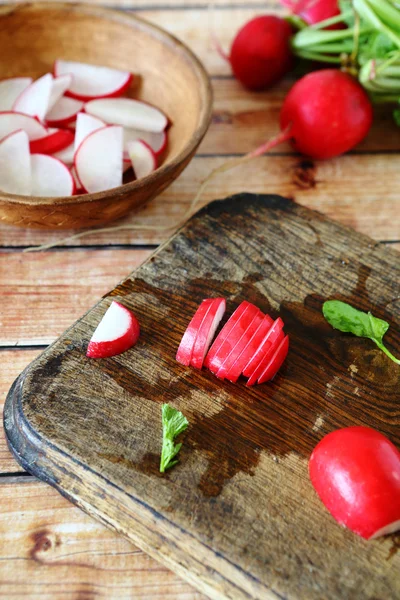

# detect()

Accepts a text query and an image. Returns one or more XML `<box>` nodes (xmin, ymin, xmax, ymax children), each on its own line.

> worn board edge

<box><xmin>3</xmin><ymin>193</ymin><xmax>397</xmax><ymax>600</ymax></box>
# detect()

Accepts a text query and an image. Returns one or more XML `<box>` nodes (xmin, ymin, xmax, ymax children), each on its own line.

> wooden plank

<box><xmin>1</xmin><ymin>154</ymin><xmax>399</xmax><ymax>248</ymax></box>
<box><xmin>0</xmin><ymin>249</ymin><xmax>152</xmax><ymax>346</ymax></box>
<box><xmin>0</xmin><ymin>0</ymin><xmax>271</xmax><ymax>7</ymax></box>
<box><xmin>0</xmin><ymin>478</ymin><xmax>204</xmax><ymax>600</ymax></box>
<box><xmin>5</xmin><ymin>194</ymin><xmax>400</xmax><ymax>600</ymax></box>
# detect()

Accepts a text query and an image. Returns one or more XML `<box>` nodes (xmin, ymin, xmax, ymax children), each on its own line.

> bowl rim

<box><xmin>0</xmin><ymin>1</ymin><xmax>213</xmax><ymax>207</ymax></box>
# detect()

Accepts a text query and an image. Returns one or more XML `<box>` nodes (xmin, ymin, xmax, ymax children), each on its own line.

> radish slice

<box><xmin>47</xmin><ymin>74</ymin><xmax>73</xmax><ymax>112</ymax></box>
<box><xmin>13</xmin><ymin>73</ymin><xmax>53</xmax><ymax>122</ymax></box>
<box><xmin>226</xmin><ymin>315</ymin><xmax>274</xmax><ymax>383</ymax></box>
<box><xmin>74</xmin><ymin>112</ymin><xmax>105</xmax><ymax>155</ymax></box>
<box><xmin>256</xmin><ymin>334</ymin><xmax>289</xmax><ymax>384</ymax></box>
<box><xmin>128</xmin><ymin>140</ymin><xmax>157</xmax><ymax>179</ymax></box>
<box><xmin>0</xmin><ymin>130</ymin><xmax>31</xmax><ymax>195</ymax></box>
<box><xmin>191</xmin><ymin>298</ymin><xmax>226</xmax><ymax>369</ymax></box>
<box><xmin>123</xmin><ymin>159</ymin><xmax>132</xmax><ymax>173</ymax></box>
<box><xmin>46</xmin><ymin>96</ymin><xmax>84</xmax><ymax>127</ymax></box>
<box><xmin>53</xmin><ymin>141</ymin><xmax>74</xmax><ymax>165</ymax></box>
<box><xmin>85</xmin><ymin>98</ymin><xmax>168</xmax><ymax>132</ymax></box>
<box><xmin>0</xmin><ymin>111</ymin><xmax>48</xmax><ymax>141</ymax></box>
<box><xmin>31</xmin><ymin>154</ymin><xmax>75</xmax><ymax>197</ymax></box>
<box><xmin>87</xmin><ymin>301</ymin><xmax>140</xmax><ymax>358</ymax></box>
<box><xmin>74</xmin><ymin>125</ymin><xmax>123</xmax><ymax>193</ymax></box>
<box><xmin>246</xmin><ymin>328</ymin><xmax>285</xmax><ymax>387</ymax></box>
<box><xmin>242</xmin><ymin>317</ymin><xmax>284</xmax><ymax>379</ymax></box>
<box><xmin>55</xmin><ymin>59</ymin><xmax>132</xmax><ymax>101</ymax></box>
<box><xmin>204</xmin><ymin>302</ymin><xmax>252</xmax><ymax>369</ymax></box>
<box><xmin>30</xmin><ymin>128</ymin><xmax>74</xmax><ymax>155</ymax></box>
<box><xmin>216</xmin><ymin>310</ymin><xmax>264</xmax><ymax>380</ymax></box>
<box><xmin>0</xmin><ymin>77</ymin><xmax>33</xmax><ymax>111</ymax></box>
<box><xmin>123</xmin><ymin>127</ymin><xmax>167</xmax><ymax>158</ymax></box>
<box><xmin>71</xmin><ymin>166</ymin><xmax>85</xmax><ymax>194</ymax></box>
<box><xmin>176</xmin><ymin>299</ymin><xmax>215</xmax><ymax>366</ymax></box>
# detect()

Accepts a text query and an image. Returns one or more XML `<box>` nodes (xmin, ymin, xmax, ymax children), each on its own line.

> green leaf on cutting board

<box><xmin>160</xmin><ymin>403</ymin><xmax>189</xmax><ymax>473</ymax></box>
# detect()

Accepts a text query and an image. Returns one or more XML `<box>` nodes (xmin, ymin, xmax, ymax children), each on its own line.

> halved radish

<box><xmin>13</xmin><ymin>73</ymin><xmax>53</xmax><ymax>122</ymax></box>
<box><xmin>123</xmin><ymin>127</ymin><xmax>167</xmax><ymax>159</ymax></box>
<box><xmin>74</xmin><ymin>112</ymin><xmax>105</xmax><ymax>155</ymax></box>
<box><xmin>0</xmin><ymin>130</ymin><xmax>31</xmax><ymax>195</ymax></box>
<box><xmin>74</xmin><ymin>125</ymin><xmax>123</xmax><ymax>193</ymax></box>
<box><xmin>256</xmin><ymin>334</ymin><xmax>289</xmax><ymax>384</ymax></box>
<box><xmin>190</xmin><ymin>298</ymin><xmax>226</xmax><ymax>369</ymax></box>
<box><xmin>53</xmin><ymin>141</ymin><xmax>74</xmax><ymax>165</ymax></box>
<box><xmin>85</xmin><ymin>98</ymin><xmax>168</xmax><ymax>132</ymax></box>
<box><xmin>204</xmin><ymin>301</ymin><xmax>252</xmax><ymax>370</ymax></box>
<box><xmin>0</xmin><ymin>111</ymin><xmax>48</xmax><ymax>141</ymax></box>
<box><xmin>226</xmin><ymin>314</ymin><xmax>274</xmax><ymax>383</ymax></box>
<box><xmin>55</xmin><ymin>59</ymin><xmax>132</xmax><ymax>101</ymax></box>
<box><xmin>47</xmin><ymin>74</ymin><xmax>73</xmax><ymax>113</ymax></box>
<box><xmin>30</xmin><ymin>128</ymin><xmax>74</xmax><ymax>155</ymax></box>
<box><xmin>128</xmin><ymin>140</ymin><xmax>157</xmax><ymax>179</ymax></box>
<box><xmin>31</xmin><ymin>154</ymin><xmax>75</xmax><ymax>197</ymax></box>
<box><xmin>216</xmin><ymin>310</ymin><xmax>264</xmax><ymax>380</ymax></box>
<box><xmin>176</xmin><ymin>299</ymin><xmax>215</xmax><ymax>366</ymax></box>
<box><xmin>0</xmin><ymin>77</ymin><xmax>33</xmax><ymax>111</ymax></box>
<box><xmin>46</xmin><ymin>96</ymin><xmax>84</xmax><ymax>127</ymax></box>
<box><xmin>87</xmin><ymin>301</ymin><xmax>140</xmax><ymax>358</ymax></box>
<box><xmin>71</xmin><ymin>166</ymin><xmax>85</xmax><ymax>194</ymax></box>
<box><xmin>242</xmin><ymin>317</ymin><xmax>284</xmax><ymax>379</ymax></box>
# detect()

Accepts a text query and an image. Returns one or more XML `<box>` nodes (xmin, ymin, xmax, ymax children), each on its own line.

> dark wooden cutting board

<box><xmin>4</xmin><ymin>194</ymin><xmax>400</xmax><ymax>600</ymax></box>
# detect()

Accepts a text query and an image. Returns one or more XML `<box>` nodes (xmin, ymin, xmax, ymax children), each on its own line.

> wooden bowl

<box><xmin>0</xmin><ymin>2</ymin><xmax>213</xmax><ymax>229</ymax></box>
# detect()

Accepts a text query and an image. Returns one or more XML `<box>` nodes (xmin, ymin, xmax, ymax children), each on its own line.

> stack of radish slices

<box><xmin>0</xmin><ymin>61</ymin><xmax>168</xmax><ymax>197</ymax></box>
<box><xmin>176</xmin><ymin>299</ymin><xmax>289</xmax><ymax>385</ymax></box>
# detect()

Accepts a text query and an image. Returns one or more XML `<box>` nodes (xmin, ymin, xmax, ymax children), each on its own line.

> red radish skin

<box><xmin>190</xmin><ymin>298</ymin><xmax>226</xmax><ymax>369</ymax></box>
<box><xmin>87</xmin><ymin>301</ymin><xmax>140</xmax><ymax>359</ymax></box>
<box><xmin>176</xmin><ymin>299</ymin><xmax>214</xmax><ymax>366</ymax></box>
<box><xmin>246</xmin><ymin>329</ymin><xmax>285</xmax><ymax>386</ymax></box>
<box><xmin>256</xmin><ymin>334</ymin><xmax>289</xmax><ymax>384</ymax></box>
<box><xmin>228</xmin><ymin>16</ymin><xmax>293</xmax><ymax>91</ymax></box>
<box><xmin>281</xmin><ymin>0</ymin><xmax>341</xmax><ymax>28</ymax></box>
<box><xmin>243</xmin><ymin>317</ymin><xmax>284</xmax><ymax>379</ymax></box>
<box><xmin>30</xmin><ymin>128</ymin><xmax>74</xmax><ymax>155</ymax></box>
<box><xmin>215</xmin><ymin>308</ymin><xmax>263</xmax><ymax>379</ymax></box>
<box><xmin>309</xmin><ymin>427</ymin><xmax>400</xmax><ymax>539</ymax></box>
<box><xmin>226</xmin><ymin>314</ymin><xmax>274</xmax><ymax>383</ymax></box>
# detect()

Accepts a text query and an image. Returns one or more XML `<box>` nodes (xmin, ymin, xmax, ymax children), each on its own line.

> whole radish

<box><xmin>280</xmin><ymin>0</ymin><xmax>341</xmax><ymax>28</ymax></box>
<box><xmin>217</xmin><ymin>16</ymin><xmax>293</xmax><ymax>91</ymax></box>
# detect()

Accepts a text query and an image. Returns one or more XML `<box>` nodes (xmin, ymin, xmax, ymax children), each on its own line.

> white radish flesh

<box><xmin>47</xmin><ymin>74</ymin><xmax>72</xmax><ymax>112</ymax></box>
<box><xmin>0</xmin><ymin>112</ymin><xmax>48</xmax><ymax>141</ymax></box>
<box><xmin>13</xmin><ymin>73</ymin><xmax>53</xmax><ymax>122</ymax></box>
<box><xmin>54</xmin><ymin>59</ymin><xmax>132</xmax><ymax>100</ymax></box>
<box><xmin>85</xmin><ymin>98</ymin><xmax>167</xmax><ymax>132</ymax></box>
<box><xmin>31</xmin><ymin>154</ymin><xmax>75</xmax><ymax>197</ymax></box>
<box><xmin>123</xmin><ymin>127</ymin><xmax>167</xmax><ymax>159</ymax></box>
<box><xmin>46</xmin><ymin>96</ymin><xmax>84</xmax><ymax>127</ymax></box>
<box><xmin>0</xmin><ymin>78</ymin><xmax>33</xmax><ymax>111</ymax></box>
<box><xmin>128</xmin><ymin>140</ymin><xmax>156</xmax><ymax>179</ymax></box>
<box><xmin>0</xmin><ymin>130</ymin><xmax>31</xmax><ymax>195</ymax></box>
<box><xmin>74</xmin><ymin>112</ymin><xmax>105</xmax><ymax>154</ymax></box>
<box><xmin>53</xmin><ymin>142</ymin><xmax>74</xmax><ymax>165</ymax></box>
<box><xmin>75</xmin><ymin>125</ymin><xmax>123</xmax><ymax>193</ymax></box>
<box><xmin>71</xmin><ymin>166</ymin><xmax>84</xmax><ymax>193</ymax></box>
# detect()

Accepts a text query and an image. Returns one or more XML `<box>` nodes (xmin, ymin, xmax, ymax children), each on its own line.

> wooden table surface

<box><xmin>0</xmin><ymin>1</ymin><xmax>399</xmax><ymax>598</ymax></box>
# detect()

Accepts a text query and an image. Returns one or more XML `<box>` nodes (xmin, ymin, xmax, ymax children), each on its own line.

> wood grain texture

<box><xmin>5</xmin><ymin>194</ymin><xmax>400</xmax><ymax>600</ymax></box>
<box><xmin>0</xmin><ymin>478</ymin><xmax>204</xmax><ymax>599</ymax></box>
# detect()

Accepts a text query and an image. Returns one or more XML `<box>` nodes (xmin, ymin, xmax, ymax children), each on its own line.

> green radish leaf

<box><xmin>160</xmin><ymin>404</ymin><xmax>189</xmax><ymax>473</ymax></box>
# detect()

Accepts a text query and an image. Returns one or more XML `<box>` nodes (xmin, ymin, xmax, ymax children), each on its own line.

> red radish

<box><xmin>243</xmin><ymin>317</ymin><xmax>283</xmax><ymax>379</ymax></box>
<box><xmin>216</xmin><ymin>310</ymin><xmax>264</xmax><ymax>380</ymax></box>
<box><xmin>0</xmin><ymin>77</ymin><xmax>33</xmax><ymax>111</ymax></box>
<box><xmin>246</xmin><ymin>329</ymin><xmax>285</xmax><ymax>386</ymax></box>
<box><xmin>46</xmin><ymin>96</ymin><xmax>84</xmax><ymax>127</ymax></box>
<box><xmin>85</xmin><ymin>98</ymin><xmax>168</xmax><ymax>132</ymax></box>
<box><xmin>256</xmin><ymin>334</ymin><xmax>289</xmax><ymax>384</ymax></box>
<box><xmin>214</xmin><ymin>306</ymin><xmax>263</xmax><ymax>379</ymax></box>
<box><xmin>218</xmin><ymin>16</ymin><xmax>293</xmax><ymax>91</ymax></box>
<box><xmin>53</xmin><ymin>141</ymin><xmax>74</xmax><ymax>165</ymax></box>
<box><xmin>225</xmin><ymin>314</ymin><xmax>274</xmax><ymax>383</ymax></box>
<box><xmin>190</xmin><ymin>298</ymin><xmax>226</xmax><ymax>369</ymax></box>
<box><xmin>128</xmin><ymin>140</ymin><xmax>157</xmax><ymax>179</ymax></box>
<box><xmin>0</xmin><ymin>130</ymin><xmax>31</xmax><ymax>195</ymax></box>
<box><xmin>13</xmin><ymin>73</ymin><xmax>53</xmax><ymax>122</ymax></box>
<box><xmin>176</xmin><ymin>299</ymin><xmax>215</xmax><ymax>366</ymax></box>
<box><xmin>74</xmin><ymin>125</ymin><xmax>123</xmax><ymax>193</ymax></box>
<box><xmin>55</xmin><ymin>59</ymin><xmax>132</xmax><ymax>101</ymax></box>
<box><xmin>74</xmin><ymin>112</ymin><xmax>106</xmax><ymax>155</ymax></box>
<box><xmin>31</xmin><ymin>154</ymin><xmax>75</xmax><ymax>197</ymax></box>
<box><xmin>86</xmin><ymin>301</ymin><xmax>140</xmax><ymax>359</ymax></box>
<box><xmin>309</xmin><ymin>427</ymin><xmax>400</xmax><ymax>539</ymax></box>
<box><xmin>123</xmin><ymin>128</ymin><xmax>167</xmax><ymax>159</ymax></box>
<box><xmin>47</xmin><ymin>74</ymin><xmax>73</xmax><ymax>112</ymax></box>
<box><xmin>281</xmin><ymin>0</ymin><xmax>341</xmax><ymax>28</ymax></box>
<box><xmin>30</xmin><ymin>128</ymin><xmax>74</xmax><ymax>155</ymax></box>
<box><xmin>0</xmin><ymin>111</ymin><xmax>48</xmax><ymax>141</ymax></box>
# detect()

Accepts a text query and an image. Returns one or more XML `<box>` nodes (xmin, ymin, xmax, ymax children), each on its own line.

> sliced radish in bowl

<box><xmin>123</xmin><ymin>127</ymin><xmax>167</xmax><ymax>159</ymax></box>
<box><xmin>0</xmin><ymin>77</ymin><xmax>33</xmax><ymax>111</ymax></box>
<box><xmin>0</xmin><ymin>130</ymin><xmax>31</xmax><ymax>195</ymax></box>
<box><xmin>13</xmin><ymin>73</ymin><xmax>53</xmax><ymax>122</ymax></box>
<box><xmin>85</xmin><ymin>98</ymin><xmax>168</xmax><ymax>132</ymax></box>
<box><xmin>87</xmin><ymin>300</ymin><xmax>140</xmax><ymax>358</ymax></box>
<box><xmin>74</xmin><ymin>125</ymin><xmax>123</xmax><ymax>193</ymax></box>
<box><xmin>46</xmin><ymin>96</ymin><xmax>84</xmax><ymax>127</ymax></box>
<box><xmin>30</xmin><ymin>127</ymin><xmax>74</xmax><ymax>155</ymax></box>
<box><xmin>128</xmin><ymin>140</ymin><xmax>157</xmax><ymax>179</ymax></box>
<box><xmin>47</xmin><ymin>74</ymin><xmax>73</xmax><ymax>112</ymax></box>
<box><xmin>53</xmin><ymin>141</ymin><xmax>74</xmax><ymax>165</ymax></box>
<box><xmin>0</xmin><ymin>111</ymin><xmax>48</xmax><ymax>141</ymax></box>
<box><xmin>55</xmin><ymin>59</ymin><xmax>132</xmax><ymax>101</ymax></box>
<box><xmin>190</xmin><ymin>298</ymin><xmax>226</xmax><ymax>369</ymax></box>
<box><xmin>74</xmin><ymin>112</ymin><xmax>105</xmax><ymax>155</ymax></box>
<box><xmin>71</xmin><ymin>166</ymin><xmax>85</xmax><ymax>194</ymax></box>
<box><xmin>31</xmin><ymin>154</ymin><xmax>75</xmax><ymax>197</ymax></box>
